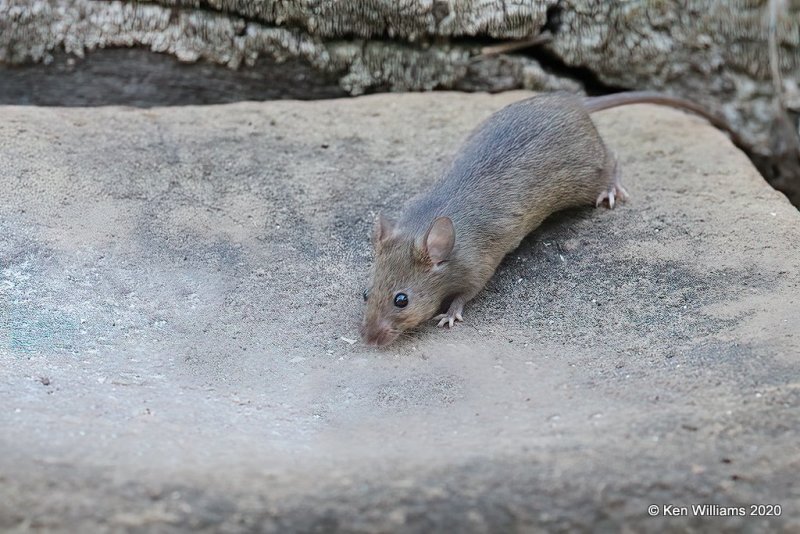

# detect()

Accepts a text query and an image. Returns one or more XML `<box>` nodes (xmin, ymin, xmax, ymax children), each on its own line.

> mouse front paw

<box><xmin>434</xmin><ymin>297</ymin><xmax>466</xmax><ymax>328</ymax></box>
<box><xmin>435</xmin><ymin>311</ymin><xmax>464</xmax><ymax>328</ymax></box>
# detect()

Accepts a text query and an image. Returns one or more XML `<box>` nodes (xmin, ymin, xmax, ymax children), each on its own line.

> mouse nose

<box><xmin>360</xmin><ymin>320</ymin><xmax>396</xmax><ymax>347</ymax></box>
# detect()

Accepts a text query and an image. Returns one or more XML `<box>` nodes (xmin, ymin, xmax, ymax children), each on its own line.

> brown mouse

<box><xmin>360</xmin><ymin>91</ymin><xmax>741</xmax><ymax>346</ymax></box>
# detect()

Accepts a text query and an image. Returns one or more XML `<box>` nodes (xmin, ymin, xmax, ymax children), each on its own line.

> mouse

<box><xmin>359</xmin><ymin>91</ymin><xmax>742</xmax><ymax>346</ymax></box>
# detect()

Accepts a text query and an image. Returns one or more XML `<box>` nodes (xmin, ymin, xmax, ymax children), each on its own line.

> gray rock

<box><xmin>0</xmin><ymin>93</ymin><xmax>798</xmax><ymax>532</ymax></box>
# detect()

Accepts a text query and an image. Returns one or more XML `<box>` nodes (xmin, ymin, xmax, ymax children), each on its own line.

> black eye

<box><xmin>363</xmin><ymin>289</ymin><xmax>369</xmax><ymax>302</ymax></box>
<box><xmin>394</xmin><ymin>292</ymin><xmax>409</xmax><ymax>308</ymax></box>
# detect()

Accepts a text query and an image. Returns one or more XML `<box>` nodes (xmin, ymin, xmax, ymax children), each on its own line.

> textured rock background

<box><xmin>1</xmin><ymin>0</ymin><xmax>800</xmax><ymax>203</ymax></box>
<box><xmin>1</xmin><ymin>93</ymin><xmax>798</xmax><ymax>531</ymax></box>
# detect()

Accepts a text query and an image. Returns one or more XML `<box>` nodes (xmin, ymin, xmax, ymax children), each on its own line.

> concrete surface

<box><xmin>0</xmin><ymin>92</ymin><xmax>798</xmax><ymax>532</ymax></box>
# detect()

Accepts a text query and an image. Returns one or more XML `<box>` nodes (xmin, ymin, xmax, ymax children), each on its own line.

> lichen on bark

<box><xmin>1</xmin><ymin>0</ymin><xmax>799</xmax><ymax>203</ymax></box>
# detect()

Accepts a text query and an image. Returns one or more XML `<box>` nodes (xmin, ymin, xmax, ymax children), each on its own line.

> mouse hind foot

<box><xmin>596</xmin><ymin>150</ymin><xmax>629</xmax><ymax>209</ymax></box>
<box><xmin>596</xmin><ymin>183</ymin><xmax>629</xmax><ymax>209</ymax></box>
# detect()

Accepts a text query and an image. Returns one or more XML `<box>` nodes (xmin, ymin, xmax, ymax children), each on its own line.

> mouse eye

<box><xmin>362</xmin><ymin>289</ymin><xmax>369</xmax><ymax>302</ymax></box>
<box><xmin>393</xmin><ymin>292</ymin><xmax>409</xmax><ymax>308</ymax></box>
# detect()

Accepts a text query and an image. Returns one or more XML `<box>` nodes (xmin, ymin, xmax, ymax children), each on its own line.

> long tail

<box><xmin>584</xmin><ymin>91</ymin><xmax>745</xmax><ymax>149</ymax></box>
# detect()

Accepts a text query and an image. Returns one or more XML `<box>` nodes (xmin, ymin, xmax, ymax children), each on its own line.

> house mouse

<box><xmin>360</xmin><ymin>91</ymin><xmax>742</xmax><ymax>346</ymax></box>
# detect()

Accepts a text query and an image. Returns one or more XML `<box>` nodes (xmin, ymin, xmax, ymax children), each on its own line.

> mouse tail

<box><xmin>584</xmin><ymin>91</ymin><xmax>745</xmax><ymax>148</ymax></box>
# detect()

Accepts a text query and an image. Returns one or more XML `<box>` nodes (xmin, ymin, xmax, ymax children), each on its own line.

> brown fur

<box><xmin>360</xmin><ymin>91</ymin><xmax>741</xmax><ymax>346</ymax></box>
<box><xmin>361</xmin><ymin>92</ymin><xmax>613</xmax><ymax>346</ymax></box>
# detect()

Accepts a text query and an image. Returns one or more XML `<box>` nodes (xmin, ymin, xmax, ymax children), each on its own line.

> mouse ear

<box><xmin>372</xmin><ymin>214</ymin><xmax>394</xmax><ymax>245</ymax></box>
<box><xmin>423</xmin><ymin>217</ymin><xmax>455</xmax><ymax>265</ymax></box>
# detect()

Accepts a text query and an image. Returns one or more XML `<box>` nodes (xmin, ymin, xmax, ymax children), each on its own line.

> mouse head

<box><xmin>360</xmin><ymin>215</ymin><xmax>455</xmax><ymax>346</ymax></box>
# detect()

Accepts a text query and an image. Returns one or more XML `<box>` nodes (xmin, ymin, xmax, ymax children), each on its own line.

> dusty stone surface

<box><xmin>0</xmin><ymin>92</ymin><xmax>799</xmax><ymax>532</ymax></box>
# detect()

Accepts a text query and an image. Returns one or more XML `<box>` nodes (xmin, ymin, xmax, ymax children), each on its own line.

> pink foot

<box><xmin>595</xmin><ymin>183</ymin><xmax>629</xmax><ymax>209</ymax></box>
<box><xmin>596</xmin><ymin>150</ymin><xmax>629</xmax><ymax>209</ymax></box>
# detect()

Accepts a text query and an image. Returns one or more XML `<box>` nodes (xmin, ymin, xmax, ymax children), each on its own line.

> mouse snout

<box><xmin>360</xmin><ymin>319</ymin><xmax>397</xmax><ymax>347</ymax></box>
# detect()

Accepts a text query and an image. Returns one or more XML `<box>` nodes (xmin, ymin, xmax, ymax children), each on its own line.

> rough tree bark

<box><xmin>1</xmin><ymin>0</ymin><xmax>799</xmax><ymax>204</ymax></box>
